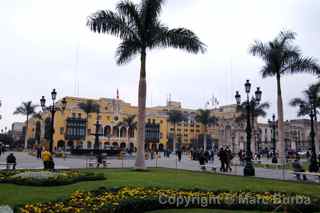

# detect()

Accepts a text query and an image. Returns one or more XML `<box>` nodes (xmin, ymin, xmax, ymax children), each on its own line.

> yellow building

<box><xmin>27</xmin><ymin>95</ymin><xmax>244</xmax><ymax>152</ymax></box>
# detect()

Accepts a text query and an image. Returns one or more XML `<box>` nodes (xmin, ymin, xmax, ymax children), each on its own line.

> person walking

<box><xmin>225</xmin><ymin>146</ymin><xmax>233</xmax><ymax>172</ymax></box>
<box><xmin>6</xmin><ymin>153</ymin><xmax>16</xmax><ymax>170</ymax></box>
<box><xmin>199</xmin><ymin>150</ymin><xmax>207</xmax><ymax>171</ymax></box>
<box><xmin>176</xmin><ymin>149</ymin><xmax>182</xmax><ymax>162</ymax></box>
<box><xmin>292</xmin><ymin>155</ymin><xmax>307</xmax><ymax>181</ymax></box>
<box><xmin>218</xmin><ymin>147</ymin><xmax>226</xmax><ymax>172</ymax></box>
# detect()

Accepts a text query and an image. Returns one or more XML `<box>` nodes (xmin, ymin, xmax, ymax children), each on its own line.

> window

<box><xmin>60</xmin><ymin>127</ymin><xmax>64</xmax><ymax>134</ymax></box>
<box><xmin>196</xmin><ymin>130</ymin><xmax>200</xmax><ymax>133</ymax></box>
<box><xmin>170</xmin><ymin>128</ymin><xmax>174</xmax><ymax>131</ymax></box>
<box><xmin>177</xmin><ymin>129</ymin><xmax>181</xmax><ymax>132</ymax></box>
<box><xmin>88</xmin><ymin>114</ymin><xmax>92</xmax><ymax>118</ymax></box>
<box><xmin>72</xmin><ymin>113</ymin><xmax>76</xmax><ymax>118</ymax></box>
<box><xmin>160</xmin><ymin>120</ymin><xmax>163</xmax><ymax>124</ymax></box>
<box><xmin>152</xmin><ymin>119</ymin><xmax>156</xmax><ymax>123</ymax></box>
<box><xmin>88</xmin><ymin>129</ymin><xmax>91</xmax><ymax>135</ymax></box>
<box><xmin>196</xmin><ymin>125</ymin><xmax>200</xmax><ymax>128</ymax></box>
<box><xmin>78</xmin><ymin>113</ymin><xmax>81</xmax><ymax>118</ymax></box>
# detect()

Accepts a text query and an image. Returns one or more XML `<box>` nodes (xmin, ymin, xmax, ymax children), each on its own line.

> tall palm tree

<box><xmin>116</xmin><ymin>115</ymin><xmax>137</xmax><ymax>149</ymax></box>
<box><xmin>87</xmin><ymin>0</ymin><xmax>206</xmax><ymax>169</ymax></box>
<box><xmin>236</xmin><ymin>101</ymin><xmax>270</xmax><ymax>154</ymax></box>
<box><xmin>195</xmin><ymin>109</ymin><xmax>218</xmax><ymax>151</ymax></box>
<box><xmin>167</xmin><ymin>110</ymin><xmax>186</xmax><ymax>152</ymax></box>
<box><xmin>249</xmin><ymin>30</ymin><xmax>320</xmax><ymax>164</ymax></box>
<box><xmin>290</xmin><ymin>84</ymin><xmax>320</xmax><ymax>154</ymax></box>
<box><xmin>14</xmin><ymin>101</ymin><xmax>38</xmax><ymax>149</ymax></box>
<box><xmin>78</xmin><ymin>100</ymin><xmax>100</xmax><ymax>138</ymax></box>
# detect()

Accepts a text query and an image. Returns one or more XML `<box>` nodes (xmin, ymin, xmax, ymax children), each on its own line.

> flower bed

<box><xmin>0</xmin><ymin>170</ymin><xmax>105</xmax><ymax>186</ymax></box>
<box><xmin>18</xmin><ymin>187</ymin><xmax>320</xmax><ymax>213</ymax></box>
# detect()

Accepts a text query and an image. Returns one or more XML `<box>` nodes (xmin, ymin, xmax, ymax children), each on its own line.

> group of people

<box><xmin>218</xmin><ymin>146</ymin><xmax>233</xmax><ymax>172</ymax></box>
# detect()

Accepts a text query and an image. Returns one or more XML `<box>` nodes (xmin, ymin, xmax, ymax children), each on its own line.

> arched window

<box><xmin>104</xmin><ymin>126</ymin><xmax>111</xmax><ymax>137</ymax></box>
<box><xmin>87</xmin><ymin>141</ymin><xmax>92</xmax><ymax>149</ymax></box>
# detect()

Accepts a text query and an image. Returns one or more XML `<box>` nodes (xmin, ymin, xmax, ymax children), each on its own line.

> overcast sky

<box><xmin>1</xmin><ymin>0</ymin><xmax>320</xmax><ymax>130</ymax></box>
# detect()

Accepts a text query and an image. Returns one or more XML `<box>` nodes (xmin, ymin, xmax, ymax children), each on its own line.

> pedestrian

<box><xmin>36</xmin><ymin>146</ymin><xmax>42</xmax><ymax>159</ymax></box>
<box><xmin>218</xmin><ymin>147</ymin><xmax>226</xmax><ymax>172</ymax></box>
<box><xmin>225</xmin><ymin>146</ymin><xmax>233</xmax><ymax>172</ymax></box>
<box><xmin>6</xmin><ymin>153</ymin><xmax>16</xmax><ymax>170</ymax></box>
<box><xmin>41</xmin><ymin>148</ymin><xmax>53</xmax><ymax>170</ymax></box>
<box><xmin>176</xmin><ymin>149</ymin><xmax>182</xmax><ymax>162</ymax></box>
<box><xmin>292</xmin><ymin>155</ymin><xmax>307</xmax><ymax>181</ymax></box>
<box><xmin>96</xmin><ymin>153</ymin><xmax>103</xmax><ymax>168</ymax></box>
<box><xmin>199</xmin><ymin>150</ymin><xmax>207</xmax><ymax>171</ymax></box>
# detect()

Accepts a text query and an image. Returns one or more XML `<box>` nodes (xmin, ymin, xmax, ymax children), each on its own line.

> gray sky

<box><xmin>1</xmin><ymin>0</ymin><xmax>320</xmax><ymax>130</ymax></box>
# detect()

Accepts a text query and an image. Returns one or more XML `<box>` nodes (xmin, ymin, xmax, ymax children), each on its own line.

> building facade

<box><xmin>25</xmin><ymin>95</ymin><xmax>318</xmax><ymax>153</ymax></box>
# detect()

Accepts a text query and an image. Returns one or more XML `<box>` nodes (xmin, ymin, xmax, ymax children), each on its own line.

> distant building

<box><xmin>11</xmin><ymin>122</ymin><xmax>25</xmax><ymax>141</ymax></box>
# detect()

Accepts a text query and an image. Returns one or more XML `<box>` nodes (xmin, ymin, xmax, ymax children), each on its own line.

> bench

<box><xmin>289</xmin><ymin>171</ymin><xmax>320</xmax><ymax>182</ymax></box>
<box><xmin>86</xmin><ymin>160</ymin><xmax>110</xmax><ymax>168</ymax></box>
<box><xmin>0</xmin><ymin>163</ymin><xmax>16</xmax><ymax>170</ymax></box>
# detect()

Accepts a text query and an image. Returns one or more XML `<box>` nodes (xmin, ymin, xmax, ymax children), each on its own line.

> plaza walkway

<box><xmin>0</xmin><ymin>151</ymin><xmax>318</xmax><ymax>183</ymax></box>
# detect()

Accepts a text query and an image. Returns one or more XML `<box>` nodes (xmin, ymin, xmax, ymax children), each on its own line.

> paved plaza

<box><xmin>0</xmin><ymin>151</ymin><xmax>318</xmax><ymax>182</ymax></box>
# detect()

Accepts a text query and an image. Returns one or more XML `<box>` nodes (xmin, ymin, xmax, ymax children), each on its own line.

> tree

<box><xmin>13</xmin><ymin>101</ymin><xmax>38</xmax><ymax>149</ymax></box>
<box><xmin>78</xmin><ymin>100</ymin><xmax>100</xmax><ymax>137</ymax></box>
<box><xmin>167</xmin><ymin>110</ymin><xmax>186</xmax><ymax>152</ymax></box>
<box><xmin>116</xmin><ymin>115</ymin><xmax>137</xmax><ymax>149</ymax></box>
<box><xmin>249</xmin><ymin>30</ymin><xmax>320</xmax><ymax>164</ymax></box>
<box><xmin>87</xmin><ymin>0</ymin><xmax>206</xmax><ymax>169</ymax></box>
<box><xmin>195</xmin><ymin>109</ymin><xmax>218</xmax><ymax>151</ymax></box>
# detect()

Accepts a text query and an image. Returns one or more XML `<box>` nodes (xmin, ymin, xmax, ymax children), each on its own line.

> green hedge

<box><xmin>0</xmin><ymin>170</ymin><xmax>105</xmax><ymax>186</ymax></box>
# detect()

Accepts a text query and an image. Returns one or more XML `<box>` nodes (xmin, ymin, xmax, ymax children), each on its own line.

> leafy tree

<box><xmin>87</xmin><ymin>0</ymin><xmax>206</xmax><ymax>169</ymax></box>
<box><xmin>249</xmin><ymin>30</ymin><xmax>320</xmax><ymax>163</ymax></box>
<box><xmin>195</xmin><ymin>109</ymin><xmax>218</xmax><ymax>151</ymax></box>
<box><xmin>13</xmin><ymin>101</ymin><xmax>38</xmax><ymax>149</ymax></box>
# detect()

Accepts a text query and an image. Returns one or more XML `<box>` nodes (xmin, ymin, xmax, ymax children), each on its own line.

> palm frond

<box><xmin>287</xmin><ymin>56</ymin><xmax>320</xmax><ymax>75</ymax></box>
<box><xmin>278</xmin><ymin>30</ymin><xmax>296</xmax><ymax>47</ymax></box>
<box><xmin>249</xmin><ymin>40</ymin><xmax>269</xmax><ymax>60</ymax></box>
<box><xmin>116</xmin><ymin>39</ymin><xmax>141</xmax><ymax>65</ymax></box>
<box><xmin>87</xmin><ymin>10</ymin><xmax>138</xmax><ymax>41</ymax></box>
<box><xmin>153</xmin><ymin>27</ymin><xmax>206</xmax><ymax>53</ymax></box>
<box><xmin>116</xmin><ymin>0</ymin><xmax>141</xmax><ymax>30</ymax></box>
<box><xmin>140</xmin><ymin>0</ymin><xmax>164</xmax><ymax>31</ymax></box>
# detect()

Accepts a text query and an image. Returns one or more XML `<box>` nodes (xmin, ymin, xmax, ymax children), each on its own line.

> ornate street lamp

<box><xmin>235</xmin><ymin>80</ymin><xmax>262</xmax><ymax>176</ymax></box>
<box><xmin>40</xmin><ymin>89</ymin><xmax>67</xmax><ymax>153</ymax></box>
<box><xmin>268</xmin><ymin>114</ymin><xmax>278</xmax><ymax>163</ymax></box>
<box><xmin>309</xmin><ymin>94</ymin><xmax>319</xmax><ymax>172</ymax></box>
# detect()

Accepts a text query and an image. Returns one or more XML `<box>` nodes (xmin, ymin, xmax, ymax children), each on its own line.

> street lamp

<box><xmin>309</xmin><ymin>94</ymin><xmax>319</xmax><ymax>172</ymax></box>
<box><xmin>235</xmin><ymin>80</ymin><xmax>262</xmax><ymax>176</ymax></box>
<box><xmin>40</xmin><ymin>89</ymin><xmax>67</xmax><ymax>153</ymax></box>
<box><xmin>268</xmin><ymin>114</ymin><xmax>278</xmax><ymax>163</ymax></box>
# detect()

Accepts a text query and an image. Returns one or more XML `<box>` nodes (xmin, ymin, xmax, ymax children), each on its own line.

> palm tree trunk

<box><xmin>276</xmin><ymin>74</ymin><xmax>285</xmax><ymax>165</ymax></box>
<box><xmin>24</xmin><ymin>115</ymin><xmax>29</xmax><ymax>149</ymax></box>
<box><xmin>135</xmin><ymin>51</ymin><xmax>147</xmax><ymax>170</ymax></box>
<box><xmin>314</xmin><ymin>112</ymin><xmax>319</xmax><ymax>154</ymax></box>
<box><xmin>173</xmin><ymin>123</ymin><xmax>176</xmax><ymax>152</ymax></box>
<box><xmin>204</xmin><ymin>126</ymin><xmax>207</xmax><ymax>151</ymax></box>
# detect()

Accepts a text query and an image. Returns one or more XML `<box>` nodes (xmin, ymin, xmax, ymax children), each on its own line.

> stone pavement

<box><xmin>0</xmin><ymin>151</ymin><xmax>319</xmax><ymax>183</ymax></box>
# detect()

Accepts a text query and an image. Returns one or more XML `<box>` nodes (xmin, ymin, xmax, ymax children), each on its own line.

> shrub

<box><xmin>0</xmin><ymin>170</ymin><xmax>105</xmax><ymax>186</ymax></box>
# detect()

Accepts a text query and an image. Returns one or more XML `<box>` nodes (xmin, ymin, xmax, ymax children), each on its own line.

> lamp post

<box><xmin>235</xmin><ymin>80</ymin><xmax>262</xmax><ymax>176</ymax></box>
<box><xmin>268</xmin><ymin>114</ymin><xmax>278</xmax><ymax>163</ymax></box>
<box><xmin>91</xmin><ymin>109</ymin><xmax>103</xmax><ymax>153</ymax></box>
<box><xmin>40</xmin><ymin>89</ymin><xmax>67</xmax><ymax>153</ymax></box>
<box><xmin>309</xmin><ymin>95</ymin><xmax>319</xmax><ymax>172</ymax></box>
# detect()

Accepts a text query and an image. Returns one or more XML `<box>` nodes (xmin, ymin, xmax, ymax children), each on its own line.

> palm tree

<box><xmin>14</xmin><ymin>101</ymin><xmax>38</xmax><ymax>149</ymax></box>
<box><xmin>236</xmin><ymin>101</ymin><xmax>270</xmax><ymax>154</ymax></box>
<box><xmin>78</xmin><ymin>100</ymin><xmax>100</xmax><ymax>138</ymax></box>
<box><xmin>87</xmin><ymin>0</ymin><xmax>206</xmax><ymax>169</ymax></box>
<box><xmin>195</xmin><ymin>109</ymin><xmax>218</xmax><ymax>151</ymax></box>
<box><xmin>290</xmin><ymin>84</ymin><xmax>320</xmax><ymax>171</ymax></box>
<box><xmin>249</xmin><ymin>30</ymin><xmax>320</xmax><ymax>164</ymax></box>
<box><xmin>116</xmin><ymin>115</ymin><xmax>137</xmax><ymax>149</ymax></box>
<box><xmin>167</xmin><ymin>110</ymin><xmax>186</xmax><ymax>152</ymax></box>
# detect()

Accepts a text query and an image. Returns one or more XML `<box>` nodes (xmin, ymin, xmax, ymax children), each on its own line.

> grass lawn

<box><xmin>1</xmin><ymin>168</ymin><xmax>320</xmax><ymax>208</ymax></box>
<box><xmin>147</xmin><ymin>209</ymin><xmax>269</xmax><ymax>213</ymax></box>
